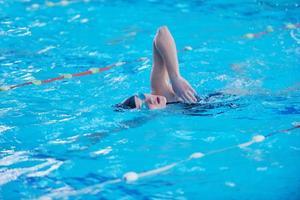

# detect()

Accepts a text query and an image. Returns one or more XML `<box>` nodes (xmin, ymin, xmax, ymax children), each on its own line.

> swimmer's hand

<box><xmin>171</xmin><ymin>76</ymin><xmax>197</xmax><ymax>103</ymax></box>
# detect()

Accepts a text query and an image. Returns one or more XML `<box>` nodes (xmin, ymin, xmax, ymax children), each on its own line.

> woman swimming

<box><xmin>118</xmin><ymin>26</ymin><xmax>198</xmax><ymax>110</ymax></box>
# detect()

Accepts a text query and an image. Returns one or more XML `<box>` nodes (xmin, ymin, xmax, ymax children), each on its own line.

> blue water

<box><xmin>1</xmin><ymin>0</ymin><xmax>300</xmax><ymax>199</ymax></box>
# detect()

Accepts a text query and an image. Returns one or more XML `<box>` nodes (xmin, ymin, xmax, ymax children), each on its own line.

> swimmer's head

<box><xmin>116</xmin><ymin>93</ymin><xmax>167</xmax><ymax>110</ymax></box>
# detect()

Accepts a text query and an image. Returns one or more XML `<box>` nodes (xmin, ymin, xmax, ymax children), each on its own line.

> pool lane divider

<box><xmin>243</xmin><ymin>23</ymin><xmax>300</xmax><ymax>39</ymax></box>
<box><xmin>2</xmin><ymin>22</ymin><xmax>298</xmax><ymax>92</ymax></box>
<box><xmin>40</xmin><ymin>122</ymin><xmax>300</xmax><ymax>199</ymax></box>
<box><xmin>0</xmin><ymin>57</ymin><xmax>148</xmax><ymax>92</ymax></box>
<box><xmin>122</xmin><ymin>123</ymin><xmax>300</xmax><ymax>183</ymax></box>
<box><xmin>181</xmin><ymin>22</ymin><xmax>300</xmax><ymax>52</ymax></box>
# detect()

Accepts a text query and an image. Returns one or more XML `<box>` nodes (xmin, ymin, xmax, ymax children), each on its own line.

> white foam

<box><xmin>0</xmin><ymin>158</ymin><xmax>61</xmax><ymax>186</ymax></box>
<box><xmin>256</xmin><ymin>167</ymin><xmax>268</xmax><ymax>171</ymax></box>
<box><xmin>68</xmin><ymin>14</ymin><xmax>80</xmax><ymax>23</ymax></box>
<box><xmin>37</xmin><ymin>46</ymin><xmax>55</xmax><ymax>54</ymax></box>
<box><xmin>0</xmin><ymin>125</ymin><xmax>13</xmax><ymax>134</ymax></box>
<box><xmin>0</xmin><ymin>151</ymin><xmax>28</xmax><ymax>166</ymax></box>
<box><xmin>225</xmin><ymin>181</ymin><xmax>236</xmax><ymax>187</ymax></box>
<box><xmin>27</xmin><ymin>161</ymin><xmax>63</xmax><ymax>177</ymax></box>
<box><xmin>91</xmin><ymin>146</ymin><xmax>112</xmax><ymax>156</ymax></box>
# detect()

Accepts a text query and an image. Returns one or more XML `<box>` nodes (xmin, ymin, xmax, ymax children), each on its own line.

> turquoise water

<box><xmin>1</xmin><ymin>0</ymin><xmax>300</xmax><ymax>199</ymax></box>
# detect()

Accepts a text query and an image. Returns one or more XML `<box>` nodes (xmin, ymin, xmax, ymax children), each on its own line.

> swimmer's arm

<box><xmin>154</xmin><ymin>26</ymin><xmax>197</xmax><ymax>103</ymax></box>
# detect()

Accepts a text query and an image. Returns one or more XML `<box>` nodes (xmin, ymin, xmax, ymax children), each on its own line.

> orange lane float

<box><xmin>0</xmin><ymin>57</ymin><xmax>148</xmax><ymax>91</ymax></box>
<box><xmin>243</xmin><ymin>23</ymin><xmax>300</xmax><ymax>39</ymax></box>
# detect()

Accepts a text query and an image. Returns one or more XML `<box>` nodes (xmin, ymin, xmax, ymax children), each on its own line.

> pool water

<box><xmin>1</xmin><ymin>0</ymin><xmax>300</xmax><ymax>199</ymax></box>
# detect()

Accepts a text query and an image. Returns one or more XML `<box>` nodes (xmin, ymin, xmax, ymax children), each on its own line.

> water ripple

<box><xmin>6</xmin><ymin>27</ymin><xmax>31</xmax><ymax>37</ymax></box>
<box><xmin>0</xmin><ymin>151</ymin><xmax>63</xmax><ymax>186</ymax></box>
<box><xmin>0</xmin><ymin>125</ymin><xmax>13</xmax><ymax>134</ymax></box>
<box><xmin>0</xmin><ymin>151</ymin><xmax>28</xmax><ymax>166</ymax></box>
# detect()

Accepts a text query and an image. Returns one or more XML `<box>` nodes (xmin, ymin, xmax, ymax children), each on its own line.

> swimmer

<box><xmin>118</xmin><ymin>26</ymin><xmax>198</xmax><ymax>110</ymax></box>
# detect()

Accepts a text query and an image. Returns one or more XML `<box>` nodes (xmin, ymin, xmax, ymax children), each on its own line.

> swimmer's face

<box><xmin>135</xmin><ymin>93</ymin><xmax>167</xmax><ymax>110</ymax></box>
<box><xmin>121</xmin><ymin>93</ymin><xmax>167</xmax><ymax>110</ymax></box>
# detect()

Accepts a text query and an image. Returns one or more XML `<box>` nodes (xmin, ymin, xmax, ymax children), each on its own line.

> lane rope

<box><xmin>242</xmin><ymin>23</ymin><xmax>300</xmax><ymax>39</ymax></box>
<box><xmin>2</xmin><ymin>22</ymin><xmax>298</xmax><ymax>92</ymax></box>
<box><xmin>0</xmin><ymin>57</ymin><xmax>148</xmax><ymax>92</ymax></box>
<box><xmin>181</xmin><ymin>22</ymin><xmax>300</xmax><ymax>53</ymax></box>
<box><xmin>39</xmin><ymin>122</ymin><xmax>300</xmax><ymax>199</ymax></box>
